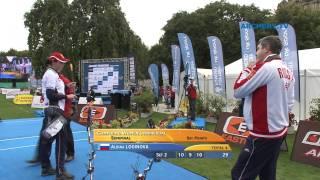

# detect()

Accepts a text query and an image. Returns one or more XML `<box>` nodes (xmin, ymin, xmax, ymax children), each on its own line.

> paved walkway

<box><xmin>152</xmin><ymin>103</ymin><xmax>217</xmax><ymax>123</ymax></box>
<box><xmin>152</xmin><ymin>103</ymin><xmax>176</xmax><ymax>114</ymax></box>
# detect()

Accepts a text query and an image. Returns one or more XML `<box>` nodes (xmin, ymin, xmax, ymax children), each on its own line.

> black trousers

<box><xmin>154</xmin><ymin>97</ymin><xmax>159</xmax><ymax>107</ymax></box>
<box><xmin>65</xmin><ymin>120</ymin><xmax>74</xmax><ymax>157</ymax></box>
<box><xmin>188</xmin><ymin>98</ymin><xmax>196</xmax><ymax>121</ymax></box>
<box><xmin>231</xmin><ymin>135</ymin><xmax>285</xmax><ymax>180</ymax></box>
<box><xmin>171</xmin><ymin>97</ymin><xmax>175</xmax><ymax>108</ymax></box>
<box><xmin>33</xmin><ymin>118</ymin><xmax>75</xmax><ymax>160</ymax></box>
<box><xmin>39</xmin><ymin>108</ymin><xmax>67</xmax><ymax>174</ymax></box>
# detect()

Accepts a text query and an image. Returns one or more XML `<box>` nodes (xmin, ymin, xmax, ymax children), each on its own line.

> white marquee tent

<box><xmin>177</xmin><ymin>48</ymin><xmax>320</xmax><ymax>120</ymax></box>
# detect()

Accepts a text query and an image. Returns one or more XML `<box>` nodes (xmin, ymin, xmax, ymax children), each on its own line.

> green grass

<box><xmin>0</xmin><ymin>94</ymin><xmax>36</xmax><ymax>119</ymax></box>
<box><xmin>128</xmin><ymin>112</ymin><xmax>320</xmax><ymax>180</ymax></box>
<box><xmin>1</xmin><ymin>96</ymin><xmax>319</xmax><ymax>179</ymax></box>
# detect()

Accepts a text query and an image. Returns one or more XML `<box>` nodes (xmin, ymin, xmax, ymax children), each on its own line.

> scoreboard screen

<box><xmin>80</xmin><ymin>58</ymin><xmax>130</xmax><ymax>94</ymax></box>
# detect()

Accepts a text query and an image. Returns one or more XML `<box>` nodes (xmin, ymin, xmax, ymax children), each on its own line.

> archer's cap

<box><xmin>48</xmin><ymin>51</ymin><xmax>70</xmax><ymax>63</ymax></box>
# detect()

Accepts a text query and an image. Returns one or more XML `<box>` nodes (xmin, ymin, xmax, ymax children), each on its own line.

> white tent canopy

<box><xmin>177</xmin><ymin>48</ymin><xmax>320</xmax><ymax>120</ymax></box>
<box><xmin>225</xmin><ymin>48</ymin><xmax>320</xmax><ymax>76</ymax></box>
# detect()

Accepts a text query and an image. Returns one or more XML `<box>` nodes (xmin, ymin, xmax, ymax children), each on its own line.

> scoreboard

<box><xmin>80</xmin><ymin>57</ymin><xmax>135</xmax><ymax>94</ymax></box>
<box><xmin>96</xmin><ymin>143</ymin><xmax>232</xmax><ymax>159</ymax></box>
<box><xmin>93</xmin><ymin>129</ymin><xmax>233</xmax><ymax>159</ymax></box>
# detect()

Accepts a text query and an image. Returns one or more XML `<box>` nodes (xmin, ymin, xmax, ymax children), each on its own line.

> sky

<box><xmin>0</xmin><ymin>0</ymin><xmax>282</xmax><ymax>52</ymax></box>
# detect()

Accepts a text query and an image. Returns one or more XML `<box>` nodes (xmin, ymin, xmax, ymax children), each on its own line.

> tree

<box><xmin>150</xmin><ymin>1</ymin><xmax>272</xmax><ymax>79</ymax></box>
<box><xmin>0</xmin><ymin>49</ymin><xmax>30</xmax><ymax>57</ymax></box>
<box><xmin>24</xmin><ymin>0</ymin><xmax>71</xmax><ymax>78</ymax></box>
<box><xmin>274</xmin><ymin>1</ymin><xmax>320</xmax><ymax>50</ymax></box>
<box><xmin>25</xmin><ymin>0</ymin><xmax>148</xmax><ymax>80</ymax></box>
<box><xmin>68</xmin><ymin>0</ymin><xmax>149</xmax><ymax>79</ymax></box>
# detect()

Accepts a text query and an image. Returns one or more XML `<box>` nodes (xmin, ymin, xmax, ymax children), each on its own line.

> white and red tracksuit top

<box><xmin>234</xmin><ymin>54</ymin><xmax>295</xmax><ymax>138</ymax></box>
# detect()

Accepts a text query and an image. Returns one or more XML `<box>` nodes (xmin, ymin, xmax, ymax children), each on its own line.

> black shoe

<box><xmin>65</xmin><ymin>155</ymin><xmax>74</xmax><ymax>162</ymax></box>
<box><xmin>26</xmin><ymin>159</ymin><xmax>40</xmax><ymax>164</ymax></box>
<box><xmin>56</xmin><ymin>170</ymin><xmax>74</xmax><ymax>180</ymax></box>
<box><xmin>41</xmin><ymin>167</ymin><xmax>56</xmax><ymax>176</ymax></box>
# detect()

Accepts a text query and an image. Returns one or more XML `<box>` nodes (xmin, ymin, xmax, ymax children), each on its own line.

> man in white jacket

<box><xmin>231</xmin><ymin>36</ymin><xmax>295</xmax><ymax>180</ymax></box>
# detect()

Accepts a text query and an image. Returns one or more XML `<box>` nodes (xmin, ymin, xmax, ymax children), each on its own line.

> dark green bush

<box><xmin>132</xmin><ymin>89</ymin><xmax>154</xmax><ymax>113</ymax></box>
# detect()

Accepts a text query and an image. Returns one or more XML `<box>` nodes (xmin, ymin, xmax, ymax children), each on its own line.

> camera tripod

<box><xmin>177</xmin><ymin>88</ymin><xmax>189</xmax><ymax>117</ymax></box>
<box><xmin>176</xmin><ymin>74</ymin><xmax>191</xmax><ymax>118</ymax></box>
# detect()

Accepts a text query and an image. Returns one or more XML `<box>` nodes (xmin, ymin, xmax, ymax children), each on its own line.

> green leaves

<box><xmin>24</xmin><ymin>0</ymin><xmax>148</xmax><ymax>79</ymax></box>
<box><xmin>196</xmin><ymin>92</ymin><xmax>226</xmax><ymax>118</ymax></box>
<box><xmin>132</xmin><ymin>89</ymin><xmax>154</xmax><ymax>113</ymax></box>
<box><xmin>310</xmin><ymin>98</ymin><xmax>320</xmax><ymax>121</ymax></box>
<box><xmin>275</xmin><ymin>2</ymin><xmax>320</xmax><ymax>50</ymax></box>
<box><xmin>151</xmin><ymin>1</ymin><xmax>272</xmax><ymax>79</ymax></box>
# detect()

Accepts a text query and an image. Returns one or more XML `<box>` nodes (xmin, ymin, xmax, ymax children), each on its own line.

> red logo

<box><xmin>80</xmin><ymin>106</ymin><xmax>107</xmax><ymax>123</ymax></box>
<box><xmin>223</xmin><ymin>116</ymin><xmax>250</xmax><ymax>137</ymax></box>
<box><xmin>302</xmin><ymin>131</ymin><xmax>320</xmax><ymax>147</ymax></box>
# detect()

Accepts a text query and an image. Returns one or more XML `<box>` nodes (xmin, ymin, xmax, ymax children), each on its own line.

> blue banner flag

<box><xmin>239</xmin><ymin>21</ymin><xmax>256</xmax><ymax>68</ymax></box>
<box><xmin>276</xmin><ymin>24</ymin><xmax>300</xmax><ymax>101</ymax></box>
<box><xmin>171</xmin><ymin>45</ymin><xmax>181</xmax><ymax>95</ymax></box>
<box><xmin>207</xmin><ymin>36</ymin><xmax>226</xmax><ymax>97</ymax></box>
<box><xmin>177</xmin><ymin>33</ymin><xmax>199</xmax><ymax>87</ymax></box>
<box><xmin>128</xmin><ymin>56</ymin><xmax>136</xmax><ymax>85</ymax></box>
<box><xmin>161</xmin><ymin>63</ymin><xmax>170</xmax><ymax>87</ymax></box>
<box><xmin>148</xmin><ymin>64</ymin><xmax>159</xmax><ymax>98</ymax></box>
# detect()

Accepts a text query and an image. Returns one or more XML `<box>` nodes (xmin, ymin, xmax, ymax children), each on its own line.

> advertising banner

<box><xmin>161</xmin><ymin>63</ymin><xmax>170</xmax><ymax>86</ymax></box>
<box><xmin>177</xmin><ymin>33</ymin><xmax>199</xmax><ymax>87</ymax></box>
<box><xmin>148</xmin><ymin>64</ymin><xmax>159</xmax><ymax>98</ymax></box>
<box><xmin>74</xmin><ymin>104</ymin><xmax>116</xmax><ymax>126</ymax></box>
<box><xmin>239</xmin><ymin>21</ymin><xmax>256</xmax><ymax>68</ymax></box>
<box><xmin>128</xmin><ymin>56</ymin><xmax>136</xmax><ymax>85</ymax></box>
<box><xmin>276</xmin><ymin>24</ymin><xmax>300</xmax><ymax>101</ymax></box>
<box><xmin>6</xmin><ymin>90</ymin><xmax>30</xmax><ymax>99</ymax></box>
<box><xmin>13</xmin><ymin>94</ymin><xmax>33</xmax><ymax>104</ymax></box>
<box><xmin>291</xmin><ymin>121</ymin><xmax>320</xmax><ymax>167</ymax></box>
<box><xmin>215</xmin><ymin>112</ymin><xmax>288</xmax><ymax>151</ymax></box>
<box><xmin>171</xmin><ymin>45</ymin><xmax>181</xmax><ymax>95</ymax></box>
<box><xmin>207</xmin><ymin>36</ymin><xmax>226</xmax><ymax>96</ymax></box>
<box><xmin>215</xmin><ymin>112</ymin><xmax>248</xmax><ymax>146</ymax></box>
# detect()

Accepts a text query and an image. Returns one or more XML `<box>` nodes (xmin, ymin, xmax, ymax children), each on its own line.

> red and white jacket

<box><xmin>234</xmin><ymin>55</ymin><xmax>295</xmax><ymax>138</ymax></box>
